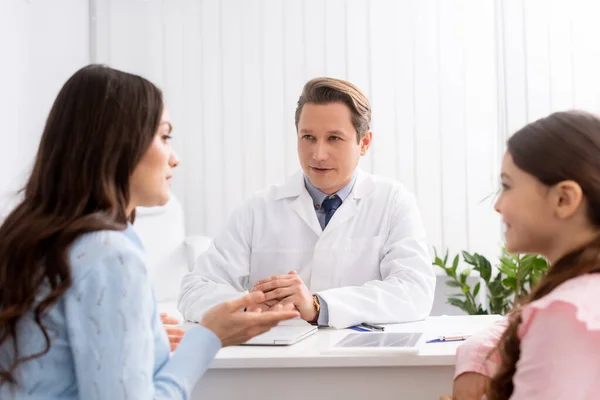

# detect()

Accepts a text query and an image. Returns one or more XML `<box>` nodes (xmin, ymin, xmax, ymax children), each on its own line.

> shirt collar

<box><xmin>303</xmin><ymin>171</ymin><xmax>358</xmax><ymax>208</ymax></box>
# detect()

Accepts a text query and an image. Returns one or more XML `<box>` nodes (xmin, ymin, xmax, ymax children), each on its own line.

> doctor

<box><xmin>178</xmin><ymin>77</ymin><xmax>435</xmax><ymax>328</ymax></box>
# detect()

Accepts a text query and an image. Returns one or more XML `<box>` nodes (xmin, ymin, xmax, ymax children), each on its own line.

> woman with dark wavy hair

<box><xmin>0</xmin><ymin>65</ymin><xmax>298</xmax><ymax>399</ymax></box>
<box><xmin>443</xmin><ymin>111</ymin><xmax>600</xmax><ymax>400</ymax></box>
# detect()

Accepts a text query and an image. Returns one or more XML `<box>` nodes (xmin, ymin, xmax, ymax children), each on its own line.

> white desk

<box><xmin>191</xmin><ymin>315</ymin><xmax>501</xmax><ymax>400</ymax></box>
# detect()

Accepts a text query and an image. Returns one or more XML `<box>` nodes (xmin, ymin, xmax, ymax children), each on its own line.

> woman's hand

<box><xmin>200</xmin><ymin>291</ymin><xmax>299</xmax><ymax>347</ymax></box>
<box><xmin>160</xmin><ymin>313</ymin><xmax>185</xmax><ymax>351</ymax></box>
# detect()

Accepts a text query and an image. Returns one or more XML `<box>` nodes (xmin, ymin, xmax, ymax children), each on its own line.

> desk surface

<box><xmin>191</xmin><ymin>315</ymin><xmax>502</xmax><ymax>370</ymax></box>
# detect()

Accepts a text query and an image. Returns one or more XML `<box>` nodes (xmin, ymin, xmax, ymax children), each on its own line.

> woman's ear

<box><xmin>552</xmin><ymin>180</ymin><xmax>584</xmax><ymax>219</ymax></box>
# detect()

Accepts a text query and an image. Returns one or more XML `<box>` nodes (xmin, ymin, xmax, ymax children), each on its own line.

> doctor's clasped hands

<box><xmin>250</xmin><ymin>271</ymin><xmax>319</xmax><ymax>322</ymax></box>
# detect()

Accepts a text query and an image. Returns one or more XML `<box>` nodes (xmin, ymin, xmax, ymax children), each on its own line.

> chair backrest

<box><xmin>133</xmin><ymin>194</ymin><xmax>188</xmax><ymax>304</ymax></box>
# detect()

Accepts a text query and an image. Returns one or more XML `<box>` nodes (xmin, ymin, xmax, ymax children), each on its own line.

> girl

<box><xmin>445</xmin><ymin>110</ymin><xmax>600</xmax><ymax>400</ymax></box>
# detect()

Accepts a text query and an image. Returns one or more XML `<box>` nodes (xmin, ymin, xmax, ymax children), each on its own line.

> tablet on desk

<box><xmin>323</xmin><ymin>332</ymin><xmax>423</xmax><ymax>355</ymax></box>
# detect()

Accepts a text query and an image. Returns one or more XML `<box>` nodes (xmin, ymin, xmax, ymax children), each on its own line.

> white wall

<box><xmin>499</xmin><ymin>0</ymin><xmax>600</xmax><ymax>133</ymax></box>
<box><xmin>5</xmin><ymin>0</ymin><xmax>600</xmax><ymax>264</ymax></box>
<box><xmin>91</xmin><ymin>0</ymin><xmax>502</xmax><ymax>261</ymax></box>
<box><xmin>0</xmin><ymin>0</ymin><xmax>90</xmax><ymax>215</ymax></box>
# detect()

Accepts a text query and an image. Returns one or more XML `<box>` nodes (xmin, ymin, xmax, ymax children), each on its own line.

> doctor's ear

<box><xmin>359</xmin><ymin>131</ymin><xmax>372</xmax><ymax>156</ymax></box>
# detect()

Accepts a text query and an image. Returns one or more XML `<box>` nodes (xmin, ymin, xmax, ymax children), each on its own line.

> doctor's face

<box><xmin>129</xmin><ymin>106</ymin><xmax>180</xmax><ymax>209</ymax></box>
<box><xmin>297</xmin><ymin>102</ymin><xmax>372</xmax><ymax>194</ymax></box>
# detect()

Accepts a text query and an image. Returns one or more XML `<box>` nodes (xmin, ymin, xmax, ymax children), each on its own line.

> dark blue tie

<box><xmin>322</xmin><ymin>195</ymin><xmax>342</xmax><ymax>226</ymax></box>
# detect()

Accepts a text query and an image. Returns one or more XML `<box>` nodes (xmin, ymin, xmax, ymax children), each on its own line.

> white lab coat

<box><xmin>178</xmin><ymin>169</ymin><xmax>436</xmax><ymax>328</ymax></box>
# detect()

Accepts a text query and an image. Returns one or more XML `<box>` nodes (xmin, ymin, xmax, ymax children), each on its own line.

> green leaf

<box><xmin>520</xmin><ymin>254</ymin><xmax>537</xmax><ymax>264</ymax></box>
<box><xmin>461</xmin><ymin>284</ymin><xmax>471</xmax><ymax>294</ymax></box>
<box><xmin>489</xmin><ymin>295</ymin><xmax>510</xmax><ymax>315</ymax></box>
<box><xmin>473</xmin><ymin>282</ymin><xmax>481</xmax><ymax>297</ymax></box>
<box><xmin>487</xmin><ymin>274</ymin><xmax>507</xmax><ymax>299</ymax></box>
<box><xmin>533</xmin><ymin>257</ymin><xmax>549</xmax><ymax>271</ymax></box>
<box><xmin>530</xmin><ymin>273</ymin><xmax>543</xmax><ymax>288</ymax></box>
<box><xmin>475</xmin><ymin>307</ymin><xmax>490</xmax><ymax>315</ymax></box>
<box><xmin>499</xmin><ymin>254</ymin><xmax>517</xmax><ymax>268</ymax></box>
<box><xmin>447</xmin><ymin>298</ymin><xmax>468</xmax><ymax>312</ymax></box>
<box><xmin>452</xmin><ymin>255</ymin><xmax>460</xmax><ymax>273</ymax></box>
<box><xmin>462</xmin><ymin>251</ymin><xmax>476</xmax><ymax>265</ymax></box>
<box><xmin>460</xmin><ymin>268</ymin><xmax>471</xmax><ymax>284</ymax></box>
<box><xmin>477</xmin><ymin>256</ymin><xmax>492</xmax><ymax>281</ymax></box>
<box><xmin>498</xmin><ymin>260</ymin><xmax>517</xmax><ymax>278</ymax></box>
<box><xmin>445</xmin><ymin>280</ymin><xmax>463</xmax><ymax>288</ymax></box>
<box><xmin>503</xmin><ymin>277</ymin><xmax>517</xmax><ymax>290</ymax></box>
<box><xmin>517</xmin><ymin>263</ymin><xmax>533</xmax><ymax>282</ymax></box>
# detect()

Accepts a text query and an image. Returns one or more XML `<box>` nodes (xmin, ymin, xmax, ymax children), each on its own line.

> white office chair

<box><xmin>133</xmin><ymin>194</ymin><xmax>212</xmax><ymax>320</ymax></box>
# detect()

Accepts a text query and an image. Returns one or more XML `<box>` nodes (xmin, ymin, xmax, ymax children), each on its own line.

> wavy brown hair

<box><xmin>0</xmin><ymin>64</ymin><xmax>163</xmax><ymax>384</ymax></box>
<box><xmin>488</xmin><ymin>110</ymin><xmax>600</xmax><ymax>399</ymax></box>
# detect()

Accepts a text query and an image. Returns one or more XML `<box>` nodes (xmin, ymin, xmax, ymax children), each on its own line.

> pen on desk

<box><xmin>360</xmin><ymin>323</ymin><xmax>385</xmax><ymax>331</ymax></box>
<box><xmin>349</xmin><ymin>326</ymin><xmax>372</xmax><ymax>332</ymax></box>
<box><xmin>426</xmin><ymin>334</ymin><xmax>471</xmax><ymax>343</ymax></box>
<box><xmin>440</xmin><ymin>334</ymin><xmax>471</xmax><ymax>341</ymax></box>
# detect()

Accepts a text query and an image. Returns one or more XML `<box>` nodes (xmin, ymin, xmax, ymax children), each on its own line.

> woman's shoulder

<box><xmin>521</xmin><ymin>274</ymin><xmax>600</xmax><ymax>336</ymax></box>
<box><xmin>68</xmin><ymin>227</ymin><xmax>146</xmax><ymax>284</ymax></box>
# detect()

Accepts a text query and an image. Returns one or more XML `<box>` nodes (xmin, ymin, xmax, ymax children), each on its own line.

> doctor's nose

<box><xmin>312</xmin><ymin>142</ymin><xmax>329</xmax><ymax>161</ymax></box>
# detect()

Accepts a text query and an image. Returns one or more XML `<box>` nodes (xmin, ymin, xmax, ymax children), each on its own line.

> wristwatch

<box><xmin>309</xmin><ymin>294</ymin><xmax>320</xmax><ymax>324</ymax></box>
<box><xmin>312</xmin><ymin>294</ymin><xmax>321</xmax><ymax>313</ymax></box>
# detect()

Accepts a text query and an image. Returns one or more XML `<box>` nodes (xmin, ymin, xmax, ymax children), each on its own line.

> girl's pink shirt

<box><xmin>454</xmin><ymin>274</ymin><xmax>600</xmax><ymax>399</ymax></box>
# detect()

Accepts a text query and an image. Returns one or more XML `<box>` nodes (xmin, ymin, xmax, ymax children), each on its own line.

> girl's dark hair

<box><xmin>0</xmin><ymin>64</ymin><xmax>163</xmax><ymax>384</ymax></box>
<box><xmin>489</xmin><ymin>110</ymin><xmax>600</xmax><ymax>399</ymax></box>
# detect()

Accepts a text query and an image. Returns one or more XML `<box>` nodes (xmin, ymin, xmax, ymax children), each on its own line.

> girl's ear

<box><xmin>551</xmin><ymin>180</ymin><xmax>584</xmax><ymax>220</ymax></box>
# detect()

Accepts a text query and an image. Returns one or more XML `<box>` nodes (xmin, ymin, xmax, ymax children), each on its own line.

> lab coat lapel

<box><xmin>322</xmin><ymin>199</ymin><xmax>358</xmax><ymax>233</ymax></box>
<box><xmin>323</xmin><ymin>171</ymin><xmax>375</xmax><ymax>233</ymax></box>
<box><xmin>290</xmin><ymin>190</ymin><xmax>322</xmax><ymax>237</ymax></box>
<box><xmin>275</xmin><ymin>171</ymin><xmax>322</xmax><ymax>237</ymax></box>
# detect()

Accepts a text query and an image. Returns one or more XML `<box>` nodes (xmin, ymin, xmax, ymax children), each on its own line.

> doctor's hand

<box><xmin>200</xmin><ymin>291</ymin><xmax>299</xmax><ymax>347</ymax></box>
<box><xmin>252</xmin><ymin>271</ymin><xmax>317</xmax><ymax>322</ymax></box>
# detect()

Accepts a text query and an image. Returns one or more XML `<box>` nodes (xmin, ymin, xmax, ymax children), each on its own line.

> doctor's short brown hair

<box><xmin>294</xmin><ymin>77</ymin><xmax>371</xmax><ymax>143</ymax></box>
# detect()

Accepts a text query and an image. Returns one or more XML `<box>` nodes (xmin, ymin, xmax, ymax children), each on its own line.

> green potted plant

<box><xmin>433</xmin><ymin>248</ymin><xmax>549</xmax><ymax>315</ymax></box>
